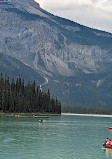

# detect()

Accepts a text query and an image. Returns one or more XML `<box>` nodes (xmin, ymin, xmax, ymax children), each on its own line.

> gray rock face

<box><xmin>0</xmin><ymin>0</ymin><xmax>112</xmax><ymax>106</ymax></box>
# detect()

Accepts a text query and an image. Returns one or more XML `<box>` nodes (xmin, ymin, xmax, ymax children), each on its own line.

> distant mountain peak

<box><xmin>13</xmin><ymin>0</ymin><xmax>40</xmax><ymax>7</ymax></box>
<box><xmin>0</xmin><ymin>0</ymin><xmax>40</xmax><ymax>9</ymax></box>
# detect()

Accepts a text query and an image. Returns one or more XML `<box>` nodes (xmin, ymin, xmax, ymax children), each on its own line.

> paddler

<box><xmin>109</xmin><ymin>139</ymin><xmax>112</xmax><ymax>146</ymax></box>
<box><xmin>103</xmin><ymin>138</ymin><xmax>110</xmax><ymax>146</ymax></box>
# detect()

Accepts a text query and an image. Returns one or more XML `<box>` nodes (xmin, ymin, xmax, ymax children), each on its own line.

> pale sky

<box><xmin>34</xmin><ymin>0</ymin><xmax>112</xmax><ymax>33</ymax></box>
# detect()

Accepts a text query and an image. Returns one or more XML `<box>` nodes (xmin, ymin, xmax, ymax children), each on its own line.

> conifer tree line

<box><xmin>62</xmin><ymin>105</ymin><xmax>112</xmax><ymax>114</ymax></box>
<box><xmin>0</xmin><ymin>73</ymin><xmax>61</xmax><ymax>114</ymax></box>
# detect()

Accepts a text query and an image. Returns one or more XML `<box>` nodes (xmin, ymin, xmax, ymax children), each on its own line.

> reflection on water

<box><xmin>105</xmin><ymin>148</ymin><xmax>112</xmax><ymax>157</ymax></box>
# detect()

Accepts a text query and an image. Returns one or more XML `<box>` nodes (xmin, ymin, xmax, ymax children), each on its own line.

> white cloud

<box><xmin>34</xmin><ymin>0</ymin><xmax>112</xmax><ymax>33</ymax></box>
<box><xmin>35</xmin><ymin>0</ymin><xmax>92</xmax><ymax>9</ymax></box>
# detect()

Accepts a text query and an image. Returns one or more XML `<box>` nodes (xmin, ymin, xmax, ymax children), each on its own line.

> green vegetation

<box><xmin>0</xmin><ymin>73</ymin><xmax>61</xmax><ymax>114</ymax></box>
<box><xmin>62</xmin><ymin>105</ymin><xmax>112</xmax><ymax>115</ymax></box>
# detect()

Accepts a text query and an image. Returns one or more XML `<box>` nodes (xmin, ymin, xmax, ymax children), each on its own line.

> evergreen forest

<box><xmin>62</xmin><ymin>105</ymin><xmax>112</xmax><ymax>115</ymax></box>
<box><xmin>0</xmin><ymin>73</ymin><xmax>61</xmax><ymax>114</ymax></box>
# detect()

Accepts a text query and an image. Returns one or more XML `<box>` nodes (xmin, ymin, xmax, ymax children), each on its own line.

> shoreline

<box><xmin>1</xmin><ymin>112</ymin><xmax>112</xmax><ymax>117</ymax></box>
<box><xmin>62</xmin><ymin>113</ymin><xmax>112</xmax><ymax>117</ymax></box>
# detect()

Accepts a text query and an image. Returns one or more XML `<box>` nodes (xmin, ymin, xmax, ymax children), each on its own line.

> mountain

<box><xmin>0</xmin><ymin>53</ymin><xmax>45</xmax><ymax>84</ymax></box>
<box><xmin>0</xmin><ymin>0</ymin><xmax>112</xmax><ymax>106</ymax></box>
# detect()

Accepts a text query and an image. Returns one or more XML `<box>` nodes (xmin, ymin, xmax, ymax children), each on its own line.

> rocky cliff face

<box><xmin>0</xmin><ymin>0</ymin><xmax>112</xmax><ymax>106</ymax></box>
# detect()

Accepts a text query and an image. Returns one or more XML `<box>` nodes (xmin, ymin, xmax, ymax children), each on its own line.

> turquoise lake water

<box><xmin>1</xmin><ymin>114</ymin><xmax>112</xmax><ymax>159</ymax></box>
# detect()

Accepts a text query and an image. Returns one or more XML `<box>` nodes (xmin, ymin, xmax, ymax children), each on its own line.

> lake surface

<box><xmin>1</xmin><ymin>114</ymin><xmax>112</xmax><ymax>159</ymax></box>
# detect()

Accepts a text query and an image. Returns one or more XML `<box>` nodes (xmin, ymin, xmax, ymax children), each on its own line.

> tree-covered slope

<box><xmin>0</xmin><ymin>73</ymin><xmax>61</xmax><ymax>114</ymax></box>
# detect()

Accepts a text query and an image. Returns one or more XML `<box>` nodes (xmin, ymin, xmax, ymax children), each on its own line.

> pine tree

<box><xmin>0</xmin><ymin>73</ymin><xmax>61</xmax><ymax>114</ymax></box>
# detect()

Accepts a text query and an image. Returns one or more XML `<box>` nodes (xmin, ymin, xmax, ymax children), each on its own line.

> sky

<box><xmin>34</xmin><ymin>0</ymin><xmax>112</xmax><ymax>33</ymax></box>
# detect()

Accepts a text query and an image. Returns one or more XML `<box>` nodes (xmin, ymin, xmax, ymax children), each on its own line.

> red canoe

<box><xmin>106</xmin><ymin>127</ymin><xmax>112</xmax><ymax>130</ymax></box>
<box><xmin>104</xmin><ymin>145</ymin><xmax>112</xmax><ymax>149</ymax></box>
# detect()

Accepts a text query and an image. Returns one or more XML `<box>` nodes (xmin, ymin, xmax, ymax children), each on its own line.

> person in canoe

<box><xmin>38</xmin><ymin>119</ymin><xmax>43</xmax><ymax>123</ymax></box>
<box><xmin>103</xmin><ymin>138</ymin><xmax>110</xmax><ymax>146</ymax></box>
<box><xmin>103</xmin><ymin>138</ymin><xmax>112</xmax><ymax>146</ymax></box>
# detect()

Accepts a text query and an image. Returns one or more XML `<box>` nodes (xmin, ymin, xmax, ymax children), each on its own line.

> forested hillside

<box><xmin>0</xmin><ymin>73</ymin><xmax>61</xmax><ymax>114</ymax></box>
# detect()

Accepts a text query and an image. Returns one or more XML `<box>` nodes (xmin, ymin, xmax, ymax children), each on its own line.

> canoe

<box><xmin>104</xmin><ymin>145</ymin><xmax>112</xmax><ymax>149</ymax></box>
<box><xmin>106</xmin><ymin>127</ymin><xmax>112</xmax><ymax>130</ymax></box>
